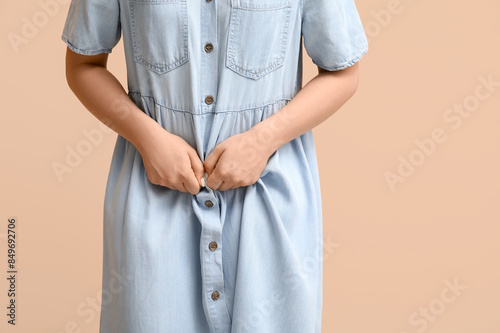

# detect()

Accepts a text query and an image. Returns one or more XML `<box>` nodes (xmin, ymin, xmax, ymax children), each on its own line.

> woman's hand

<box><xmin>138</xmin><ymin>127</ymin><xmax>205</xmax><ymax>195</ymax></box>
<box><xmin>203</xmin><ymin>130</ymin><xmax>275</xmax><ymax>191</ymax></box>
<box><xmin>64</xmin><ymin>48</ymin><xmax>205</xmax><ymax>194</ymax></box>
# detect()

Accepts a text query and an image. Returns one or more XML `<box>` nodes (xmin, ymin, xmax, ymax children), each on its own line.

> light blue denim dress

<box><xmin>62</xmin><ymin>0</ymin><xmax>368</xmax><ymax>331</ymax></box>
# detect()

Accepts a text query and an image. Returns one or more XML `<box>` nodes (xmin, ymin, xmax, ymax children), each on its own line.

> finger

<box><xmin>183</xmin><ymin>166</ymin><xmax>203</xmax><ymax>194</ymax></box>
<box><xmin>206</xmin><ymin>168</ymin><xmax>223</xmax><ymax>191</ymax></box>
<box><xmin>184</xmin><ymin>180</ymin><xmax>201</xmax><ymax>195</ymax></box>
<box><xmin>217</xmin><ymin>180</ymin><xmax>230</xmax><ymax>192</ymax></box>
<box><xmin>188</xmin><ymin>150</ymin><xmax>205</xmax><ymax>186</ymax></box>
<box><xmin>173</xmin><ymin>182</ymin><xmax>188</xmax><ymax>193</ymax></box>
<box><xmin>203</xmin><ymin>145</ymin><xmax>223</xmax><ymax>175</ymax></box>
<box><xmin>182</xmin><ymin>167</ymin><xmax>202</xmax><ymax>194</ymax></box>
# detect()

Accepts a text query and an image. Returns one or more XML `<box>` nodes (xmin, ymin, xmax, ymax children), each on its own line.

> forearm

<box><xmin>65</xmin><ymin>61</ymin><xmax>163</xmax><ymax>153</ymax></box>
<box><xmin>248</xmin><ymin>64</ymin><xmax>360</xmax><ymax>155</ymax></box>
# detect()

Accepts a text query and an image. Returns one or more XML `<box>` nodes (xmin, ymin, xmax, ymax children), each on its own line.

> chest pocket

<box><xmin>226</xmin><ymin>0</ymin><xmax>292</xmax><ymax>80</ymax></box>
<box><xmin>130</xmin><ymin>0</ymin><xmax>189</xmax><ymax>74</ymax></box>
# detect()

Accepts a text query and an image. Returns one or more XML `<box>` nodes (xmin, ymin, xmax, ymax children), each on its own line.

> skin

<box><xmin>65</xmin><ymin>47</ymin><xmax>360</xmax><ymax>194</ymax></box>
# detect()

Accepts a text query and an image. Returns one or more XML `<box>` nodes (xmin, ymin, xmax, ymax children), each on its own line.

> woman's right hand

<box><xmin>137</xmin><ymin>127</ymin><xmax>205</xmax><ymax>195</ymax></box>
<box><xmin>64</xmin><ymin>48</ymin><xmax>204</xmax><ymax>194</ymax></box>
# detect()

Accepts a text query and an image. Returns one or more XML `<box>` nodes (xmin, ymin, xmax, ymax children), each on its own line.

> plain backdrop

<box><xmin>1</xmin><ymin>0</ymin><xmax>499</xmax><ymax>332</ymax></box>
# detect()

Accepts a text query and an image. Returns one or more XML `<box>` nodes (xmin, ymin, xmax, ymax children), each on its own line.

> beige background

<box><xmin>1</xmin><ymin>0</ymin><xmax>499</xmax><ymax>332</ymax></box>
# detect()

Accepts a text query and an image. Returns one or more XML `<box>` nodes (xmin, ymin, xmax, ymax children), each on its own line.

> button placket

<box><xmin>193</xmin><ymin>186</ymin><xmax>230</xmax><ymax>332</ymax></box>
<box><xmin>197</xmin><ymin>2</ymin><xmax>230</xmax><ymax>329</ymax></box>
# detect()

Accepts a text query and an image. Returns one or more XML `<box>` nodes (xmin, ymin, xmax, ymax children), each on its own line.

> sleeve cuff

<box><xmin>311</xmin><ymin>46</ymin><xmax>368</xmax><ymax>71</ymax></box>
<box><xmin>61</xmin><ymin>35</ymin><xmax>113</xmax><ymax>56</ymax></box>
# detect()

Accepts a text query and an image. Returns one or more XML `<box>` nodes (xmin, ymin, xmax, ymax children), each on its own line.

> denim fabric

<box><xmin>61</xmin><ymin>0</ymin><xmax>368</xmax><ymax>332</ymax></box>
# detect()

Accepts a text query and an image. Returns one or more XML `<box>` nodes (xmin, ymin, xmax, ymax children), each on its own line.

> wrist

<box><xmin>247</xmin><ymin>123</ymin><xmax>285</xmax><ymax>157</ymax></box>
<box><xmin>129</xmin><ymin>115</ymin><xmax>166</xmax><ymax>154</ymax></box>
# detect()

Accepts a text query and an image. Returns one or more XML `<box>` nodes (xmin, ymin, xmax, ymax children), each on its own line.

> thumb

<box><xmin>203</xmin><ymin>145</ymin><xmax>223</xmax><ymax>176</ymax></box>
<box><xmin>189</xmin><ymin>150</ymin><xmax>205</xmax><ymax>186</ymax></box>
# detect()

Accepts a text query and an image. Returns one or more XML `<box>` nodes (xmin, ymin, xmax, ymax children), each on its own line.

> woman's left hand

<box><xmin>203</xmin><ymin>130</ymin><xmax>275</xmax><ymax>191</ymax></box>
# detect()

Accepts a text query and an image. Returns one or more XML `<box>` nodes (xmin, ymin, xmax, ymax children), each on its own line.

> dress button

<box><xmin>209</xmin><ymin>241</ymin><xmax>218</xmax><ymax>251</ymax></box>
<box><xmin>205</xmin><ymin>96</ymin><xmax>214</xmax><ymax>105</ymax></box>
<box><xmin>211</xmin><ymin>291</ymin><xmax>220</xmax><ymax>301</ymax></box>
<box><xmin>204</xmin><ymin>43</ymin><xmax>213</xmax><ymax>53</ymax></box>
<box><xmin>205</xmin><ymin>200</ymin><xmax>213</xmax><ymax>208</ymax></box>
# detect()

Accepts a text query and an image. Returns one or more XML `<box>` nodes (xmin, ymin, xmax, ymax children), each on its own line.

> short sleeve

<box><xmin>301</xmin><ymin>0</ymin><xmax>368</xmax><ymax>71</ymax></box>
<box><xmin>61</xmin><ymin>0</ymin><xmax>121</xmax><ymax>55</ymax></box>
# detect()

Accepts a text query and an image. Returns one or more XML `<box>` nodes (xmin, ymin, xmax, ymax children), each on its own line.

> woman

<box><xmin>62</xmin><ymin>0</ymin><xmax>368</xmax><ymax>332</ymax></box>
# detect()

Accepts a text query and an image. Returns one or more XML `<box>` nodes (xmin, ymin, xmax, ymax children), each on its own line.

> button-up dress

<box><xmin>61</xmin><ymin>0</ymin><xmax>368</xmax><ymax>331</ymax></box>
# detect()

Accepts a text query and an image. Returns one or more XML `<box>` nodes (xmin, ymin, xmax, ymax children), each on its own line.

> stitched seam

<box><xmin>128</xmin><ymin>91</ymin><xmax>292</xmax><ymax>114</ymax></box>
<box><xmin>313</xmin><ymin>46</ymin><xmax>368</xmax><ymax>71</ymax></box>
<box><xmin>61</xmin><ymin>35</ymin><xmax>112</xmax><ymax>55</ymax></box>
